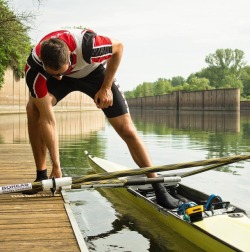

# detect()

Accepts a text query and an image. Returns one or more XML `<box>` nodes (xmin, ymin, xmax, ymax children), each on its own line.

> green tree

<box><xmin>204</xmin><ymin>49</ymin><xmax>246</xmax><ymax>88</ymax></box>
<box><xmin>188</xmin><ymin>77</ymin><xmax>211</xmax><ymax>91</ymax></box>
<box><xmin>153</xmin><ymin>78</ymin><xmax>166</xmax><ymax>95</ymax></box>
<box><xmin>142</xmin><ymin>82</ymin><xmax>153</xmax><ymax>96</ymax></box>
<box><xmin>0</xmin><ymin>0</ymin><xmax>32</xmax><ymax>88</ymax></box>
<box><xmin>153</xmin><ymin>78</ymin><xmax>172</xmax><ymax>95</ymax></box>
<box><xmin>221</xmin><ymin>75</ymin><xmax>243</xmax><ymax>90</ymax></box>
<box><xmin>171</xmin><ymin>76</ymin><xmax>185</xmax><ymax>86</ymax></box>
<box><xmin>134</xmin><ymin>84</ymin><xmax>143</xmax><ymax>97</ymax></box>
<box><xmin>124</xmin><ymin>48</ymin><xmax>249</xmax><ymax>99</ymax></box>
<box><xmin>181</xmin><ymin>82</ymin><xmax>191</xmax><ymax>91</ymax></box>
<box><xmin>241</xmin><ymin>66</ymin><xmax>250</xmax><ymax>97</ymax></box>
<box><xmin>124</xmin><ymin>90</ymin><xmax>135</xmax><ymax>99</ymax></box>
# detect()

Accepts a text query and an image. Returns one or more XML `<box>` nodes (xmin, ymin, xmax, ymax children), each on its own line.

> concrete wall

<box><xmin>127</xmin><ymin>89</ymin><xmax>240</xmax><ymax>111</ymax></box>
<box><xmin>240</xmin><ymin>101</ymin><xmax>250</xmax><ymax>110</ymax></box>
<box><xmin>0</xmin><ymin>68</ymin><xmax>96</xmax><ymax>113</ymax></box>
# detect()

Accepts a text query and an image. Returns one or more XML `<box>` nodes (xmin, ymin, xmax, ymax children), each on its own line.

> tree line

<box><xmin>0</xmin><ymin>0</ymin><xmax>32</xmax><ymax>88</ymax></box>
<box><xmin>125</xmin><ymin>49</ymin><xmax>250</xmax><ymax>100</ymax></box>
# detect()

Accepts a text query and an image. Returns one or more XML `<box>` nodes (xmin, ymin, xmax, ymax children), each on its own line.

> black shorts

<box><xmin>28</xmin><ymin>64</ymin><xmax>129</xmax><ymax>118</ymax></box>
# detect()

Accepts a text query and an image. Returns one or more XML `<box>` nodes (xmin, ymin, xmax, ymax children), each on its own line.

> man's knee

<box><xmin>26</xmin><ymin>101</ymin><xmax>34</xmax><ymax>115</ymax></box>
<box><xmin>117</xmin><ymin>121</ymin><xmax>138</xmax><ymax>141</ymax></box>
<box><xmin>26</xmin><ymin>100</ymin><xmax>39</xmax><ymax>120</ymax></box>
<box><xmin>109</xmin><ymin>114</ymin><xmax>138</xmax><ymax>140</ymax></box>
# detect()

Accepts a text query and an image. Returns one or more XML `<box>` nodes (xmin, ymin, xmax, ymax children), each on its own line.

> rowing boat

<box><xmin>86</xmin><ymin>153</ymin><xmax>250</xmax><ymax>252</ymax></box>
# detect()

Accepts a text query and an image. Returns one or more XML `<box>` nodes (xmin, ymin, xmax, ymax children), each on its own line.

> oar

<box><xmin>0</xmin><ymin>154</ymin><xmax>249</xmax><ymax>194</ymax></box>
<box><xmin>70</xmin><ymin>176</ymin><xmax>181</xmax><ymax>189</ymax></box>
<box><xmin>67</xmin><ymin>160</ymin><xmax>239</xmax><ymax>190</ymax></box>
<box><xmin>181</xmin><ymin>161</ymin><xmax>233</xmax><ymax>178</ymax></box>
<box><xmin>72</xmin><ymin>154</ymin><xmax>250</xmax><ymax>184</ymax></box>
<box><xmin>0</xmin><ymin>176</ymin><xmax>181</xmax><ymax>194</ymax></box>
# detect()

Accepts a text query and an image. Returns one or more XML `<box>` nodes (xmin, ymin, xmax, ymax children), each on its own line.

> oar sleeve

<box><xmin>42</xmin><ymin>177</ymin><xmax>72</xmax><ymax>190</ymax></box>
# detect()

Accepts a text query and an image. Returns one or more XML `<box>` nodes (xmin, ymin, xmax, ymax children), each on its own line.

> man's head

<box><xmin>41</xmin><ymin>38</ymin><xmax>71</xmax><ymax>79</ymax></box>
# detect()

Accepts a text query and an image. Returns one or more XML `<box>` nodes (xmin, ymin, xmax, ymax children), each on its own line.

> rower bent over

<box><xmin>24</xmin><ymin>28</ymin><xmax>181</xmax><ymax>208</ymax></box>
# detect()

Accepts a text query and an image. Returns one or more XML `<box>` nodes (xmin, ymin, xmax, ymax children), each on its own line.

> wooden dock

<box><xmin>0</xmin><ymin>144</ymin><xmax>88</xmax><ymax>251</ymax></box>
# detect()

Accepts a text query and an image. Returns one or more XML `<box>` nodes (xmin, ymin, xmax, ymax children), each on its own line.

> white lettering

<box><xmin>0</xmin><ymin>183</ymin><xmax>32</xmax><ymax>194</ymax></box>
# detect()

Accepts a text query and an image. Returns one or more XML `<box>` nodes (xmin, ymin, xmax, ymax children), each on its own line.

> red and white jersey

<box><xmin>25</xmin><ymin>28</ymin><xmax>113</xmax><ymax>98</ymax></box>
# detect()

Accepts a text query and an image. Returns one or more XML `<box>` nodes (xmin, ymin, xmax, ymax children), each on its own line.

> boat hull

<box><xmin>87</xmin><ymin>154</ymin><xmax>250</xmax><ymax>252</ymax></box>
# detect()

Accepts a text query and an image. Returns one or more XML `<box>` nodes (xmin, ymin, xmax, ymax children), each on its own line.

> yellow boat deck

<box><xmin>87</xmin><ymin>154</ymin><xmax>250</xmax><ymax>252</ymax></box>
<box><xmin>0</xmin><ymin>144</ymin><xmax>87</xmax><ymax>252</ymax></box>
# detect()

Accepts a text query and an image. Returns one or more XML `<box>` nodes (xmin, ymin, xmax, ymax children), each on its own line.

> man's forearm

<box><xmin>102</xmin><ymin>39</ymin><xmax>123</xmax><ymax>89</ymax></box>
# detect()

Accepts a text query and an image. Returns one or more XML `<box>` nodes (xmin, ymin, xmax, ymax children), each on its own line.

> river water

<box><xmin>1</xmin><ymin>109</ymin><xmax>250</xmax><ymax>251</ymax></box>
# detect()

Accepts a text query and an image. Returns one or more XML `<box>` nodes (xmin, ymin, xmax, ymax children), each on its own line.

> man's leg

<box><xmin>25</xmin><ymin>96</ymin><xmax>51</xmax><ymax>185</ymax></box>
<box><xmin>26</xmin><ymin>97</ymin><xmax>47</xmax><ymax>172</ymax></box>
<box><xmin>77</xmin><ymin>67</ymin><xmax>183</xmax><ymax>208</ymax></box>
<box><xmin>108</xmin><ymin>113</ymin><xmax>156</xmax><ymax>176</ymax></box>
<box><xmin>108</xmin><ymin>113</ymin><xmax>183</xmax><ymax>208</ymax></box>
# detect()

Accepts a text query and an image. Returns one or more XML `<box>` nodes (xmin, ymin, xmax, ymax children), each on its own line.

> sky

<box><xmin>9</xmin><ymin>0</ymin><xmax>250</xmax><ymax>91</ymax></box>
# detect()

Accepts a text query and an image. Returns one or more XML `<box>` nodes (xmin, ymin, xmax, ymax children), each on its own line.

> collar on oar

<box><xmin>42</xmin><ymin>177</ymin><xmax>72</xmax><ymax>191</ymax></box>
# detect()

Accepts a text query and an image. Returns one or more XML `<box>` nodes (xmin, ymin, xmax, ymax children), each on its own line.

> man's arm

<box><xmin>94</xmin><ymin>39</ymin><xmax>123</xmax><ymax>109</ymax></box>
<box><xmin>31</xmin><ymin>94</ymin><xmax>62</xmax><ymax>178</ymax></box>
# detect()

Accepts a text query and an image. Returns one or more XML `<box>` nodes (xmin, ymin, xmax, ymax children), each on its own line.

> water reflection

<box><xmin>67</xmin><ymin>189</ymin><xmax>202</xmax><ymax>252</ymax></box>
<box><xmin>0</xmin><ymin>113</ymin><xmax>29</xmax><ymax>144</ymax></box>
<box><xmin>130</xmin><ymin>109</ymin><xmax>240</xmax><ymax>132</ymax></box>
<box><xmin>68</xmin><ymin>190</ymin><xmax>151</xmax><ymax>252</ymax></box>
<box><xmin>0</xmin><ymin>111</ymin><xmax>105</xmax><ymax>144</ymax></box>
<box><xmin>129</xmin><ymin>109</ymin><xmax>250</xmax><ymax>167</ymax></box>
<box><xmin>0</xmin><ymin>109</ymin><xmax>240</xmax><ymax>144</ymax></box>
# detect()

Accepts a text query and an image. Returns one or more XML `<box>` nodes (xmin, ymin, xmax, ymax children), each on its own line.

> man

<box><xmin>24</xmin><ymin>28</ymin><xmax>181</xmax><ymax>208</ymax></box>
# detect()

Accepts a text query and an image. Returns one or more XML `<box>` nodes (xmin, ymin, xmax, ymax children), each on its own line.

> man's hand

<box><xmin>94</xmin><ymin>88</ymin><xmax>113</xmax><ymax>109</ymax></box>
<box><xmin>93</xmin><ymin>39</ymin><xmax>122</xmax><ymax>109</ymax></box>
<box><xmin>49</xmin><ymin>168</ymin><xmax>62</xmax><ymax>178</ymax></box>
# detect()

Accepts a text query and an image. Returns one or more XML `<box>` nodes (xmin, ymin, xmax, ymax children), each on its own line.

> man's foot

<box><xmin>152</xmin><ymin>183</ymin><xmax>183</xmax><ymax>209</ymax></box>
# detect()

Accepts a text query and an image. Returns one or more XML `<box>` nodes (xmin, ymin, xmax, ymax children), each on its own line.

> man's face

<box><xmin>43</xmin><ymin>62</ymin><xmax>71</xmax><ymax>80</ymax></box>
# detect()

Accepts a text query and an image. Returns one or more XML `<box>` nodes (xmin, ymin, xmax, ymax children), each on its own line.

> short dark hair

<box><xmin>40</xmin><ymin>38</ymin><xmax>69</xmax><ymax>70</ymax></box>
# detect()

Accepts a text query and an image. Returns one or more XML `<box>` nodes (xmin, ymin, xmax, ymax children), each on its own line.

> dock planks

<box><xmin>0</xmin><ymin>144</ymin><xmax>85</xmax><ymax>252</ymax></box>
